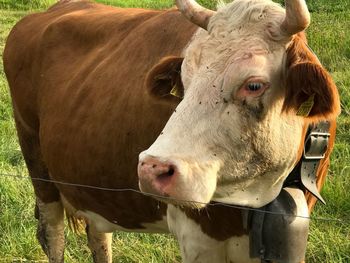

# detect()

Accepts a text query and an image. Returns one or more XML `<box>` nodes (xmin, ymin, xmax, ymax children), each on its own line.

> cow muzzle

<box><xmin>138</xmin><ymin>156</ymin><xmax>179</xmax><ymax>199</ymax></box>
<box><xmin>138</xmin><ymin>151</ymin><xmax>219</xmax><ymax>208</ymax></box>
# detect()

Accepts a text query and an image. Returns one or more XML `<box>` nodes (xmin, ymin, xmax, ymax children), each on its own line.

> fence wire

<box><xmin>1</xmin><ymin>172</ymin><xmax>346</xmax><ymax>223</ymax></box>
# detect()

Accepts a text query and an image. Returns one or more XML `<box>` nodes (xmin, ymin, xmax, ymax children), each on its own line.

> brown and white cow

<box><xmin>3</xmin><ymin>0</ymin><xmax>340</xmax><ymax>262</ymax></box>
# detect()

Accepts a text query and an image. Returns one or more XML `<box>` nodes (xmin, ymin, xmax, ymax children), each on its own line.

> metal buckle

<box><xmin>303</xmin><ymin>131</ymin><xmax>330</xmax><ymax>160</ymax></box>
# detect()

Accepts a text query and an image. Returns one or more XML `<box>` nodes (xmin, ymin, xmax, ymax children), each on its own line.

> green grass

<box><xmin>0</xmin><ymin>0</ymin><xmax>220</xmax><ymax>10</ymax></box>
<box><xmin>0</xmin><ymin>0</ymin><xmax>349</xmax><ymax>262</ymax></box>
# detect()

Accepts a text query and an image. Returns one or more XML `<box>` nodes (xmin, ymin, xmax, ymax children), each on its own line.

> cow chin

<box><xmin>138</xmin><ymin>176</ymin><xmax>217</xmax><ymax>209</ymax></box>
<box><xmin>138</xmin><ymin>180</ymin><xmax>211</xmax><ymax>209</ymax></box>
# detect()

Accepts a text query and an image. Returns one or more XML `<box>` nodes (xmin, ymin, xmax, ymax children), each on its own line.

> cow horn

<box><xmin>176</xmin><ymin>0</ymin><xmax>216</xmax><ymax>30</ymax></box>
<box><xmin>281</xmin><ymin>0</ymin><xmax>311</xmax><ymax>35</ymax></box>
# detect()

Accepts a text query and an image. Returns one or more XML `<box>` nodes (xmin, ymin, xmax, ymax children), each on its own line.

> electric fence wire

<box><xmin>1</xmin><ymin>172</ymin><xmax>346</xmax><ymax>223</ymax></box>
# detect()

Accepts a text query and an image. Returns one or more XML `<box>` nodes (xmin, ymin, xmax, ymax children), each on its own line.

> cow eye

<box><xmin>247</xmin><ymin>82</ymin><xmax>263</xmax><ymax>91</ymax></box>
<box><xmin>237</xmin><ymin>79</ymin><xmax>269</xmax><ymax>98</ymax></box>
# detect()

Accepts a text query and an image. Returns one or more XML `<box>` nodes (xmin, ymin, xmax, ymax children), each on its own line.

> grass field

<box><xmin>0</xmin><ymin>0</ymin><xmax>349</xmax><ymax>262</ymax></box>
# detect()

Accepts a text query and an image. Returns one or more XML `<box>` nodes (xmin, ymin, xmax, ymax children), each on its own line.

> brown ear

<box><xmin>145</xmin><ymin>56</ymin><xmax>184</xmax><ymax>101</ymax></box>
<box><xmin>282</xmin><ymin>34</ymin><xmax>340</xmax><ymax>121</ymax></box>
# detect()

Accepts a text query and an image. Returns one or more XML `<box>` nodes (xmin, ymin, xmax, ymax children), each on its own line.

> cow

<box><xmin>3</xmin><ymin>0</ymin><xmax>340</xmax><ymax>262</ymax></box>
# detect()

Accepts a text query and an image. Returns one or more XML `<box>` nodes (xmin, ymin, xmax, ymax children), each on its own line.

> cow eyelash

<box><xmin>243</xmin><ymin>78</ymin><xmax>270</xmax><ymax>93</ymax></box>
<box><xmin>247</xmin><ymin>82</ymin><xmax>263</xmax><ymax>91</ymax></box>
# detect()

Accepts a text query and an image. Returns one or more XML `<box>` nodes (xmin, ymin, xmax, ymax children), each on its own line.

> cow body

<box><xmin>3</xmin><ymin>0</ymin><xmax>339</xmax><ymax>262</ymax></box>
<box><xmin>4</xmin><ymin>0</ymin><xmax>196</xmax><ymax>230</ymax></box>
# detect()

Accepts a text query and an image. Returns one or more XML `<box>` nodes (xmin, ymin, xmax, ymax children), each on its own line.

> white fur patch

<box><xmin>74</xmin><ymin>210</ymin><xmax>169</xmax><ymax>233</ymax></box>
<box><xmin>61</xmin><ymin>194</ymin><xmax>169</xmax><ymax>233</ymax></box>
<box><xmin>167</xmin><ymin>205</ymin><xmax>260</xmax><ymax>263</ymax></box>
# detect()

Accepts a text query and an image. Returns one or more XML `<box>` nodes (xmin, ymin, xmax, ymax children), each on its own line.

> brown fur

<box><xmin>4</xmin><ymin>0</ymin><xmax>197</xmax><ymax>229</ymax></box>
<box><xmin>283</xmin><ymin>33</ymin><xmax>339</xmax><ymax>212</ymax></box>
<box><xmin>182</xmin><ymin>205</ymin><xmax>247</xmax><ymax>241</ymax></box>
<box><xmin>145</xmin><ymin>56</ymin><xmax>184</xmax><ymax>102</ymax></box>
<box><xmin>283</xmin><ymin>33</ymin><xmax>341</xmax><ymax>122</ymax></box>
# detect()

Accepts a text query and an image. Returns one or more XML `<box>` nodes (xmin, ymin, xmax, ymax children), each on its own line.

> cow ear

<box><xmin>145</xmin><ymin>56</ymin><xmax>184</xmax><ymax>101</ymax></box>
<box><xmin>282</xmin><ymin>35</ymin><xmax>340</xmax><ymax>121</ymax></box>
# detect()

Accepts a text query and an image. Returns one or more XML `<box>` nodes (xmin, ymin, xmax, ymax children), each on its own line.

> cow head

<box><xmin>138</xmin><ymin>0</ymin><xmax>340</xmax><ymax>208</ymax></box>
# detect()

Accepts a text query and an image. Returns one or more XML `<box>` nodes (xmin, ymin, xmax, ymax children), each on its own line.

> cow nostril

<box><xmin>152</xmin><ymin>164</ymin><xmax>157</xmax><ymax>168</ymax></box>
<box><xmin>168</xmin><ymin>167</ymin><xmax>175</xmax><ymax>176</ymax></box>
<box><xmin>157</xmin><ymin>166</ymin><xmax>176</xmax><ymax>181</ymax></box>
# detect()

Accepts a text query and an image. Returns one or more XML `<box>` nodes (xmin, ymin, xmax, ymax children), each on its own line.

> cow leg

<box><xmin>14</xmin><ymin>117</ymin><xmax>65</xmax><ymax>262</ymax></box>
<box><xmin>35</xmin><ymin>199</ymin><xmax>65</xmax><ymax>263</ymax></box>
<box><xmin>86</xmin><ymin>225</ymin><xmax>112</xmax><ymax>263</ymax></box>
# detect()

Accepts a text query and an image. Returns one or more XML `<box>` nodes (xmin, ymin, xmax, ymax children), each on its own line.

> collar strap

<box><xmin>283</xmin><ymin>121</ymin><xmax>330</xmax><ymax>204</ymax></box>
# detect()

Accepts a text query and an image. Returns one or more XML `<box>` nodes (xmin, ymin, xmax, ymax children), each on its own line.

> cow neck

<box><xmin>179</xmin><ymin>120</ymin><xmax>332</xmax><ymax>241</ymax></box>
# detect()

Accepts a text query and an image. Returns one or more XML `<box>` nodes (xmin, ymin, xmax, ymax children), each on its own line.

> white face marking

<box><xmin>167</xmin><ymin>205</ymin><xmax>260</xmax><ymax>263</ymax></box>
<box><xmin>140</xmin><ymin>0</ymin><xmax>305</xmax><ymax>208</ymax></box>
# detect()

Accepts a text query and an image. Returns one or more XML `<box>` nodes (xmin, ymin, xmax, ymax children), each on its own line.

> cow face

<box><xmin>138</xmin><ymin>0</ymin><xmax>340</xmax><ymax>208</ymax></box>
